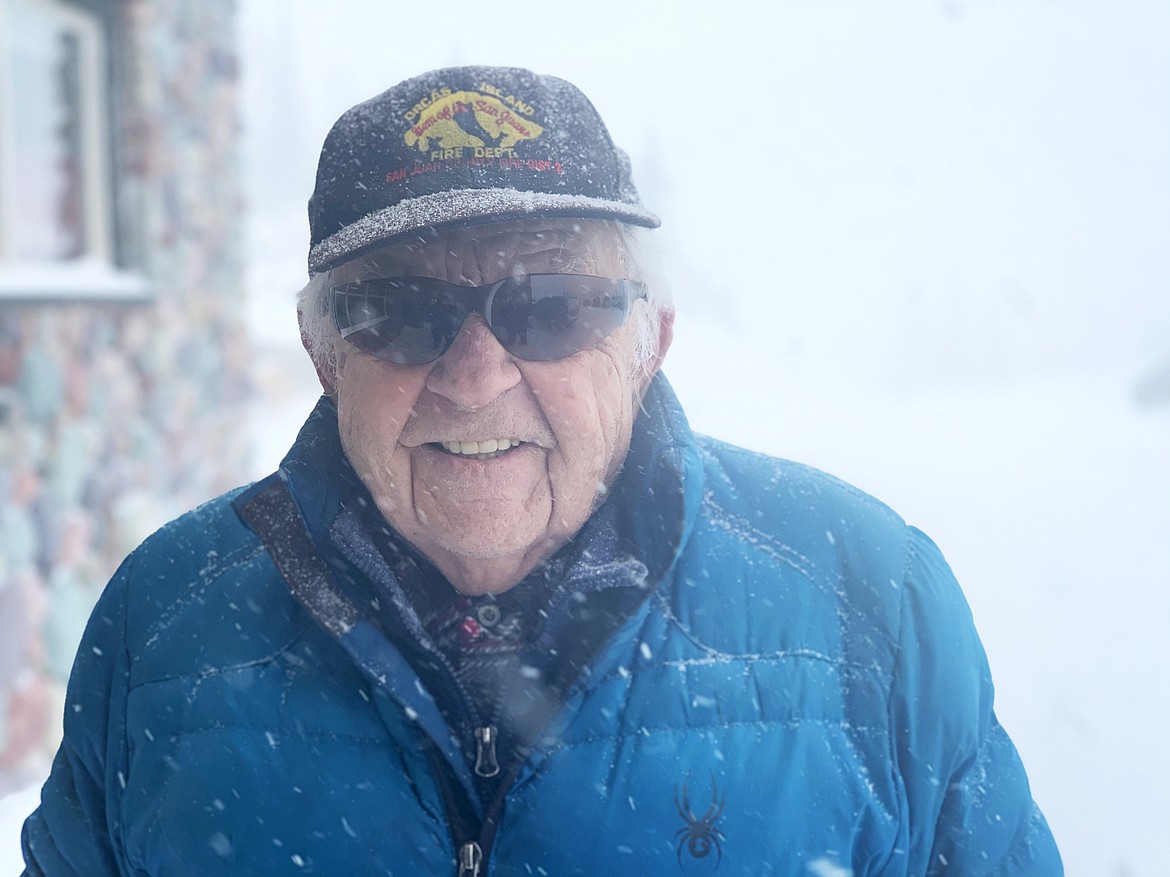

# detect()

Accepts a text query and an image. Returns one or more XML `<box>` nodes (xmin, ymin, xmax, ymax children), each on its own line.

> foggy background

<box><xmin>4</xmin><ymin>1</ymin><xmax>1166</xmax><ymax>874</ymax></box>
<box><xmin>237</xmin><ymin>2</ymin><xmax>1169</xmax><ymax>875</ymax></box>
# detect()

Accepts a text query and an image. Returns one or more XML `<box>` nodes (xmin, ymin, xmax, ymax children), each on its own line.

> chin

<box><xmin>420</xmin><ymin>515</ymin><xmax>546</xmax><ymax>559</ymax></box>
<box><xmin>437</xmin><ymin>528</ymin><xmax>547</xmax><ymax>561</ymax></box>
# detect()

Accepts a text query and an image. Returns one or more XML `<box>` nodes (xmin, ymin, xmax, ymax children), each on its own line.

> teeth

<box><xmin>440</xmin><ymin>439</ymin><xmax>520</xmax><ymax>456</ymax></box>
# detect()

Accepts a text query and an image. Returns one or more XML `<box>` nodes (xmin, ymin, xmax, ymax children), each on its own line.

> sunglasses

<box><xmin>331</xmin><ymin>274</ymin><xmax>647</xmax><ymax>364</ymax></box>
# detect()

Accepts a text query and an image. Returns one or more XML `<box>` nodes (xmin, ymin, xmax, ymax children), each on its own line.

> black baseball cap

<box><xmin>307</xmin><ymin>66</ymin><xmax>660</xmax><ymax>274</ymax></box>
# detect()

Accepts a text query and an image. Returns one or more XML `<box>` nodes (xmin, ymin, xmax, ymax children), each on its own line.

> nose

<box><xmin>425</xmin><ymin>315</ymin><xmax>522</xmax><ymax>410</ymax></box>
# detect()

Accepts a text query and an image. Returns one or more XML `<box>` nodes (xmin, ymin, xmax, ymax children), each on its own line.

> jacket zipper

<box><xmin>426</xmin><ymin>738</ymin><xmax>484</xmax><ymax>877</ymax></box>
<box><xmin>469</xmin><ymin>757</ymin><xmax>525</xmax><ymax>876</ymax></box>
<box><xmin>451</xmin><ymin>607</ymin><xmax>639</xmax><ymax>873</ymax></box>
<box><xmin>429</xmin><ymin>721</ymin><xmax>533</xmax><ymax>877</ymax></box>
<box><xmin>434</xmin><ymin>577</ymin><xmax>662</xmax><ymax>874</ymax></box>
<box><xmin>474</xmin><ymin>725</ymin><xmax>500</xmax><ymax>777</ymax></box>
<box><xmin>457</xmin><ymin>841</ymin><xmax>483</xmax><ymax>876</ymax></box>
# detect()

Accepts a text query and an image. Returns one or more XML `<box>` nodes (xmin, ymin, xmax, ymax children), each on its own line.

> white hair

<box><xmin>297</xmin><ymin>221</ymin><xmax>671</xmax><ymax>387</ymax></box>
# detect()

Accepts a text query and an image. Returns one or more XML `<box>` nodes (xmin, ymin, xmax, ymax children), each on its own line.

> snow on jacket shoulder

<box><xmin>22</xmin><ymin>377</ymin><xmax>1062</xmax><ymax>876</ymax></box>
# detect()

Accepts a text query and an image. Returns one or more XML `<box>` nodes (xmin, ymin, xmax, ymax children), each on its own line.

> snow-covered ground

<box><xmin>5</xmin><ymin>2</ymin><xmax>1168</xmax><ymax>874</ymax></box>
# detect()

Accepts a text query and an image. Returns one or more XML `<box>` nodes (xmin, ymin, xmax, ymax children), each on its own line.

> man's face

<box><xmin>319</xmin><ymin>218</ymin><xmax>670</xmax><ymax>595</ymax></box>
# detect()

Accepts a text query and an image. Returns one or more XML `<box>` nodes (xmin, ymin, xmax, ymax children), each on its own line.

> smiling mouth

<box><xmin>429</xmin><ymin>438</ymin><xmax>524</xmax><ymax>460</ymax></box>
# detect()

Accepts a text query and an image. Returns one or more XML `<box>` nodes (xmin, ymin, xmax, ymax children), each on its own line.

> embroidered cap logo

<box><xmin>403</xmin><ymin>87</ymin><xmax>545</xmax><ymax>161</ymax></box>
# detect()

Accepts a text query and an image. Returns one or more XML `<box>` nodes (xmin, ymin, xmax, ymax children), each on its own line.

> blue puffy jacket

<box><xmin>22</xmin><ymin>376</ymin><xmax>1061</xmax><ymax>875</ymax></box>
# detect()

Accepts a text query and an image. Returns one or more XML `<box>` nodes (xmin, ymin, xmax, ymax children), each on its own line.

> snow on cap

<box><xmin>307</xmin><ymin>66</ymin><xmax>660</xmax><ymax>274</ymax></box>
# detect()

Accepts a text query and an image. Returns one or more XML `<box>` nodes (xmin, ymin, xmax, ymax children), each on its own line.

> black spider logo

<box><xmin>674</xmin><ymin>772</ymin><xmax>726</xmax><ymax>868</ymax></box>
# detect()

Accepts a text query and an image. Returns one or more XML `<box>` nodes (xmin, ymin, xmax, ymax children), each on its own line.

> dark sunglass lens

<box><xmin>490</xmin><ymin>281</ymin><xmax>534</xmax><ymax>351</ymax></box>
<box><xmin>333</xmin><ymin>279</ymin><xmax>465</xmax><ymax>364</ymax></box>
<box><xmin>496</xmin><ymin>276</ymin><xmax>631</xmax><ymax>361</ymax></box>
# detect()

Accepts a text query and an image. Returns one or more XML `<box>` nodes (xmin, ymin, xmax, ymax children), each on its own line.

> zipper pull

<box><xmin>458</xmin><ymin>841</ymin><xmax>482</xmax><ymax>877</ymax></box>
<box><xmin>474</xmin><ymin>725</ymin><xmax>500</xmax><ymax>777</ymax></box>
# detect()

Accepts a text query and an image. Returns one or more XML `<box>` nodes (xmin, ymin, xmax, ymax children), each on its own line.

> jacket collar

<box><xmin>612</xmin><ymin>371</ymin><xmax>707</xmax><ymax>588</ymax></box>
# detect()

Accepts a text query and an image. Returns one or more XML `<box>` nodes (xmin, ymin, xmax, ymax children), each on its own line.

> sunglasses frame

<box><xmin>330</xmin><ymin>273</ymin><xmax>648</xmax><ymax>365</ymax></box>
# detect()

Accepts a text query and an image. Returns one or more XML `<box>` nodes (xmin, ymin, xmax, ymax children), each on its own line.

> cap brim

<box><xmin>307</xmin><ymin>188</ymin><xmax>660</xmax><ymax>274</ymax></box>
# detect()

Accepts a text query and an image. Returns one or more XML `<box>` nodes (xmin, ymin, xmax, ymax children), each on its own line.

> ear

<box><xmin>297</xmin><ymin>307</ymin><xmax>338</xmax><ymax>396</ymax></box>
<box><xmin>652</xmin><ymin>307</ymin><xmax>675</xmax><ymax>374</ymax></box>
<box><xmin>637</xmin><ymin>307</ymin><xmax>675</xmax><ymax>396</ymax></box>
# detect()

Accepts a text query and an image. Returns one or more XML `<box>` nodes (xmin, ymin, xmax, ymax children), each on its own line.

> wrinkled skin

<box><xmin>304</xmin><ymin>218</ymin><xmax>673</xmax><ymax>595</ymax></box>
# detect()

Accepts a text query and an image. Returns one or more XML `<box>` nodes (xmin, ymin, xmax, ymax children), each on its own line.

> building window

<box><xmin>0</xmin><ymin>0</ymin><xmax>146</xmax><ymax>300</ymax></box>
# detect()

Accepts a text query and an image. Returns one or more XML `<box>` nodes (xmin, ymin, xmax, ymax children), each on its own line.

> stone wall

<box><xmin>0</xmin><ymin>0</ymin><xmax>249</xmax><ymax>788</ymax></box>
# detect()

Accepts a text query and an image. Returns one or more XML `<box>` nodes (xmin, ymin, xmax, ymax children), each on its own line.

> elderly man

<box><xmin>23</xmin><ymin>67</ymin><xmax>1062</xmax><ymax>876</ymax></box>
